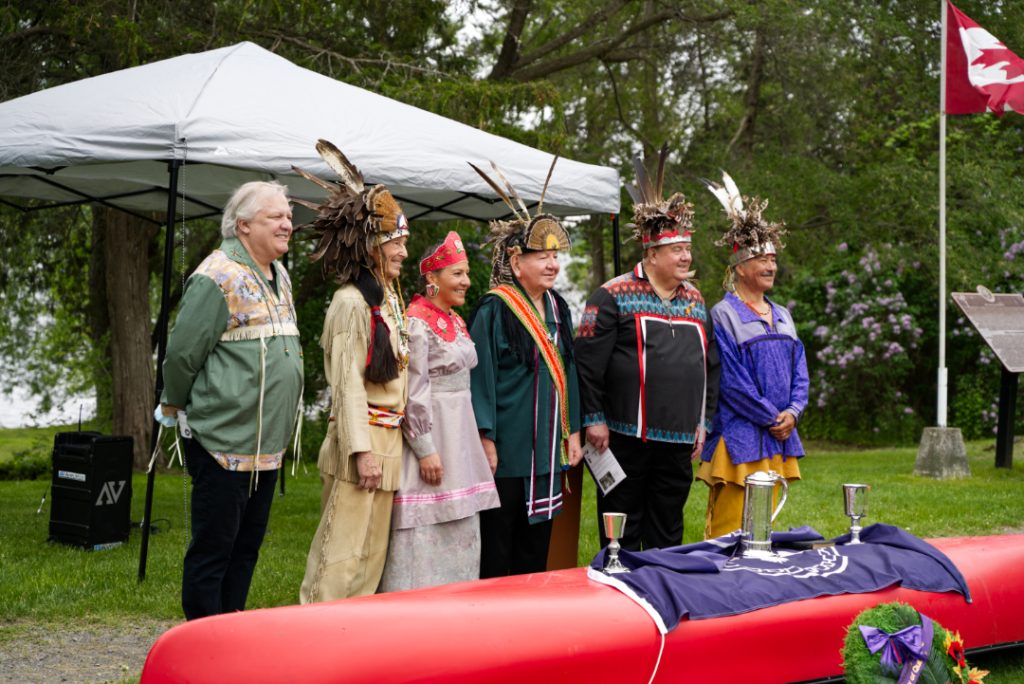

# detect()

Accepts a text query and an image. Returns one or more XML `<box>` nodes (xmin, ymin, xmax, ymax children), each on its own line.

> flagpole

<box><xmin>937</xmin><ymin>0</ymin><xmax>949</xmax><ymax>427</ymax></box>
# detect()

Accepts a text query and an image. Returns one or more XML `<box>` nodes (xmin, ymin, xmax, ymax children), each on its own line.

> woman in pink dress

<box><xmin>379</xmin><ymin>231</ymin><xmax>500</xmax><ymax>591</ymax></box>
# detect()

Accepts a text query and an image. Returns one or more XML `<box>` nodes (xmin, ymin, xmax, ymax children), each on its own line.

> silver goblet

<box><xmin>843</xmin><ymin>483</ymin><xmax>869</xmax><ymax>544</ymax></box>
<box><xmin>602</xmin><ymin>512</ymin><xmax>629</xmax><ymax>574</ymax></box>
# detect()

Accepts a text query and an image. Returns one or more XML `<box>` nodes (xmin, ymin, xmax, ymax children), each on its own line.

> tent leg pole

<box><xmin>611</xmin><ymin>214</ymin><xmax>621</xmax><ymax>275</ymax></box>
<box><xmin>279</xmin><ymin>250</ymin><xmax>289</xmax><ymax>497</ymax></box>
<box><xmin>139</xmin><ymin>159</ymin><xmax>181</xmax><ymax>582</ymax></box>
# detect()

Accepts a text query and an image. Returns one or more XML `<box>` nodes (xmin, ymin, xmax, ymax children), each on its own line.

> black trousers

<box><xmin>596</xmin><ymin>431</ymin><xmax>693</xmax><ymax>551</ymax></box>
<box><xmin>181</xmin><ymin>439</ymin><xmax>277</xmax><ymax>621</ymax></box>
<box><xmin>479</xmin><ymin>476</ymin><xmax>553</xmax><ymax>578</ymax></box>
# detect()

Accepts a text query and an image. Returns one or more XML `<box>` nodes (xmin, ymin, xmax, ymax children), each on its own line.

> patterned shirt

<box><xmin>575</xmin><ymin>262</ymin><xmax>719</xmax><ymax>444</ymax></box>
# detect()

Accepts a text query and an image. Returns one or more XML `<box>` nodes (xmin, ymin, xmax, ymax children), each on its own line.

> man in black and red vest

<box><xmin>575</xmin><ymin>146</ymin><xmax>719</xmax><ymax>551</ymax></box>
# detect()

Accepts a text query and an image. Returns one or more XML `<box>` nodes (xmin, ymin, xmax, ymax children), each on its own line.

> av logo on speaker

<box><xmin>96</xmin><ymin>480</ymin><xmax>127</xmax><ymax>506</ymax></box>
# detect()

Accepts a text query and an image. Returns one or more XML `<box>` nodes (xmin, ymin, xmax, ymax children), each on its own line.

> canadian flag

<box><xmin>945</xmin><ymin>1</ymin><xmax>1024</xmax><ymax>115</ymax></box>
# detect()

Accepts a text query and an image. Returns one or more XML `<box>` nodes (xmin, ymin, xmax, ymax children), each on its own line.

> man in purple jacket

<box><xmin>698</xmin><ymin>172</ymin><xmax>809</xmax><ymax>538</ymax></box>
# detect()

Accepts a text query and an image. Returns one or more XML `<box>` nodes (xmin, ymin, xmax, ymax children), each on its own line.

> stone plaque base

<box><xmin>914</xmin><ymin>427</ymin><xmax>970</xmax><ymax>479</ymax></box>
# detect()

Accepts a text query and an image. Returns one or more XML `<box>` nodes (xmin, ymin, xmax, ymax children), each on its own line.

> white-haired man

<box><xmin>159</xmin><ymin>181</ymin><xmax>303</xmax><ymax>620</ymax></box>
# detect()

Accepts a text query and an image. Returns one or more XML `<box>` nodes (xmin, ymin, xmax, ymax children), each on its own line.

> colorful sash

<box><xmin>488</xmin><ymin>284</ymin><xmax>571</xmax><ymax>469</ymax></box>
<box><xmin>368</xmin><ymin>405</ymin><xmax>404</xmax><ymax>429</ymax></box>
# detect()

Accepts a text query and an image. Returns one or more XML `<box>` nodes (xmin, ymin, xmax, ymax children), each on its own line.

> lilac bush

<box><xmin>794</xmin><ymin>243</ymin><xmax>926</xmax><ymax>443</ymax></box>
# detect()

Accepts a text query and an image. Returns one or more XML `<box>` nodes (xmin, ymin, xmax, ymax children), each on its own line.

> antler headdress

<box><xmin>292</xmin><ymin>139</ymin><xmax>410</xmax><ymax>283</ymax></box>
<box><xmin>625</xmin><ymin>143</ymin><xmax>695</xmax><ymax>248</ymax></box>
<box><xmin>468</xmin><ymin>156</ymin><xmax>571</xmax><ymax>288</ymax></box>
<box><xmin>704</xmin><ymin>171</ymin><xmax>785</xmax><ymax>266</ymax></box>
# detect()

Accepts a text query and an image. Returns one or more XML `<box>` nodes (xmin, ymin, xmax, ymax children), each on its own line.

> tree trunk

<box><xmin>98</xmin><ymin>206</ymin><xmax>158</xmax><ymax>470</ymax></box>
<box><xmin>727</xmin><ymin>28</ymin><xmax>766</xmax><ymax>158</ymax></box>
<box><xmin>87</xmin><ymin>216</ymin><xmax>112</xmax><ymax>428</ymax></box>
<box><xmin>488</xmin><ymin>0</ymin><xmax>533</xmax><ymax>80</ymax></box>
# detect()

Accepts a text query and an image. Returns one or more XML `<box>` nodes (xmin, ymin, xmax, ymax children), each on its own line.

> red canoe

<box><xmin>140</xmin><ymin>535</ymin><xmax>1024</xmax><ymax>684</ymax></box>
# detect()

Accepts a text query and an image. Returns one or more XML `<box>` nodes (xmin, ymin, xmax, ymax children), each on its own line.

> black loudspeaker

<box><xmin>49</xmin><ymin>431</ymin><xmax>133</xmax><ymax>549</ymax></box>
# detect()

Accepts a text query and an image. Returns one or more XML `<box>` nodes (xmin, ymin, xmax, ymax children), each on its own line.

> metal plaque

<box><xmin>952</xmin><ymin>289</ymin><xmax>1024</xmax><ymax>372</ymax></box>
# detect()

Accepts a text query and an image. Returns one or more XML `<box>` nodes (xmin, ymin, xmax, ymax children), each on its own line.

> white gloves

<box><xmin>153</xmin><ymin>405</ymin><xmax>177</xmax><ymax>428</ymax></box>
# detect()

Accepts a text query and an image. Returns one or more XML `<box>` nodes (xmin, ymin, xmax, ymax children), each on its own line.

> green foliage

<box><xmin>0</xmin><ymin>207</ymin><xmax>103</xmax><ymax>419</ymax></box>
<box><xmin>0</xmin><ymin>449</ymin><xmax>49</xmax><ymax>480</ymax></box>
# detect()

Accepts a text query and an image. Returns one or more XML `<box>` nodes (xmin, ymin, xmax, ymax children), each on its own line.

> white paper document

<box><xmin>582</xmin><ymin>443</ymin><xmax>627</xmax><ymax>495</ymax></box>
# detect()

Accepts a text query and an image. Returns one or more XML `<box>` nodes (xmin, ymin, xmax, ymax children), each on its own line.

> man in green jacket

<box><xmin>159</xmin><ymin>180</ymin><xmax>303</xmax><ymax>620</ymax></box>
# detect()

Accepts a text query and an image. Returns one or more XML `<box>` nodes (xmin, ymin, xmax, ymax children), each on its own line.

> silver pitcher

<box><xmin>739</xmin><ymin>470</ymin><xmax>788</xmax><ymax>560</ymax></box>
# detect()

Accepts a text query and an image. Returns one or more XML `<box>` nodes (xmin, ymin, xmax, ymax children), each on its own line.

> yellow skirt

<box><xmin>696</xmin><ymin>439</ymin><xmax>801</xmax><ymax>539</ymax></box>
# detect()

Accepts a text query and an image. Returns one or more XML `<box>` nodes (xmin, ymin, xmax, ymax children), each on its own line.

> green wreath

<box><xmin>842</xmin><ymin>601</ymin><xmax>988</xmax><ymax>684</ymax></box>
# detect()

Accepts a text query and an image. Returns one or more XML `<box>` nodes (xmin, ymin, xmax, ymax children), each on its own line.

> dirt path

<box><xmin>0</xmin><ymin>618</ymin><xmax>177</xmax><ymax>683</ymax></box>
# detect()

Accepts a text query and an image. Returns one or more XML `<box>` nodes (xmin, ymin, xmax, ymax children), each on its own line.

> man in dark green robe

<box><xmin>470</xmin><ymin>286</ymin><xmax>581</xmax><ymax>577</ymax></box>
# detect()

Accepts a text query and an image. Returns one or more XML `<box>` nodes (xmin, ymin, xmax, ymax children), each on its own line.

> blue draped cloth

<box><xmin>588</xmin><ymin>524</ymin><xmax>971</xmax><ymax>633</ymax></box>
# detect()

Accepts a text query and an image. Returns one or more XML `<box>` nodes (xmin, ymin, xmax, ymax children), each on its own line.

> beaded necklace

<box><xmin>385</xmin><ymin>283</ymin><xmax>410</xmax><ymax>369</ymax></box>
<box><xmin>735</xmin><ymin>290</ymin><xmax>771</xmax><ymax>318</ymax></box>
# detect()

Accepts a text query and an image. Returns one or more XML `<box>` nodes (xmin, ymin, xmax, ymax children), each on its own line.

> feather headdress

<box><xmin>292</xmin><ymin>139</ymin><xmax>410</xmax><ymax>284</ymax></box>
<box><xmin>468</xmin><ymin>156</ymin><xmax>571</xmax><ymax>288</ymax></box>
<box><xmin>703</xmin><ymin>171</ymin><xmax>785</xmax><ymax>265</ymax></box>
<box><xmin>626</xmin><ymin>143</ymin><xmax>695</xmax><ymax>248</ymax></box>
<box><xmin>292</xmin><ymin>139</ymin><xmax>410</xmax><ymax>384</ymax></box>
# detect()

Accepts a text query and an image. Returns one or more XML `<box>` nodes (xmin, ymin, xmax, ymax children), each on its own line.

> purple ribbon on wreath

<box><xmin>859</xmin><ymin>613</ymin><xmax>934</xmax><ymax>684</ymax></box>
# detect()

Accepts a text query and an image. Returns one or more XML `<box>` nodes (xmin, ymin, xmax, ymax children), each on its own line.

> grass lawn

<box><xmin>1</xmin><ymin>427</ymin><xmax>1023</xmax><ymax>680</ymax></box>
<box><xmin>0</xmin><ymin>421</ymin><xmax>100</xmax><ymax>463</ymax></box>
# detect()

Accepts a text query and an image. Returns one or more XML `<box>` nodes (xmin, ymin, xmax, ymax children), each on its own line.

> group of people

<box><xmin>158</xmin><ymin>140</ymin><xmax>809</xmax><ymax>621</ymax></box>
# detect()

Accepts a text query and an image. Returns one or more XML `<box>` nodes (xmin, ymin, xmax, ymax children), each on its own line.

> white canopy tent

<box><xmin>0</xmin><ymin>41</ymin><xmax>621</xmax><ymax>580</ymax></box>
<box><xmin>0</xmin><ymin>41</ymin><xmax>620</xmax><ymax>222</ymax></box>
